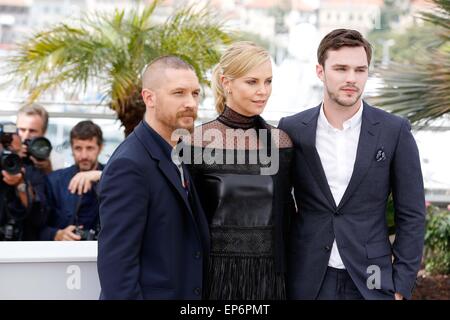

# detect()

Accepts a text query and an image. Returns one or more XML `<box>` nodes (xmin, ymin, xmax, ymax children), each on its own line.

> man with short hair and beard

<box><xmin>97</xmin><ymin>56</ymin><xmax>209</xmax><ymax>300</ymax></box>
<box><xmin>279</xmin><ymin>29</ymin><xmax>425</xmax><ymax>300</ymax></box>
<box><xmin>40</xmin><ymin>120</ymin><xmax>104</xmax><ymax>241</ymax></box>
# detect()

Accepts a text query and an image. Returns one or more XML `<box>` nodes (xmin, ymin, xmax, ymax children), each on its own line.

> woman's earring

<box><xmin>227</xmin><ymin>89</ymin><xmax>232</xmax><ymax>95</ymax></box>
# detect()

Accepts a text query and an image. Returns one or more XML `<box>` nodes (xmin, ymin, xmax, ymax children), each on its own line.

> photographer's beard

<box><xmin>72</xmin><ymin>138</ymin><xmax>102</xmax><ymax>172</ymax></box>
<box><xmin>77</xmin><ymin>159</ymin><xmax>98</xmax><ymax>172</ymax></box>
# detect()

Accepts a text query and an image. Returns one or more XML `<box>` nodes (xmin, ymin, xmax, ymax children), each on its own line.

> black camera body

<box><xmin>74</xmin><ymin>225</ymin><xmax>99</xmax><ymax>241</ymax></box>
<box><xmin>0</xmin><ymin>123</ymin><xmax>22</xmax><ymax>175</ymax></box>
<box><xmin>24</xmin><ymin>137</ymin><xmax>52</xmax><ymax>161</ymax></box>
<box><xmin>0</xmin><ymin>219</ymin><xmax>22</xmax><ymax>241</ymax></box>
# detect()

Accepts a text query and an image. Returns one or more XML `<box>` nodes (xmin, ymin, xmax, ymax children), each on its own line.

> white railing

<box><xmin>0</xmin><ymin>241</ymin><xmax>100</xmax><ymax>300</ymax></box>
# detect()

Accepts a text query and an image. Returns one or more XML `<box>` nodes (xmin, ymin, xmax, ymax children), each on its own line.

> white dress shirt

<box><xmin>316</xmin><ymin>102</ymin><xmax>363</xmax><ymax>269</ymax></box>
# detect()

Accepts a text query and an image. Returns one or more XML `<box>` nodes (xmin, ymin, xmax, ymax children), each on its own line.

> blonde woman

<box><xmin>186</xmin><ymin>42</ymin><xmax>295</xmax><ymax>299</ymax></box>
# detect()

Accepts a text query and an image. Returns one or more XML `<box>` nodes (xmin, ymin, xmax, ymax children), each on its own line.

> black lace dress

<box><xmin>185</xmin><ymin>106</ymin><xmax>295</xmax><ymax>300</ymax></box>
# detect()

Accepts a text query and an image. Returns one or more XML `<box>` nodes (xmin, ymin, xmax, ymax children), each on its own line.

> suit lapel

<box><xmin>184</xmin><ymin>165</ymin><xmax>210</xmax><ymax>252</ymax></box>
<box><xmin>157</xmin><ymin>158</ymin><xmax>206</xmax><ymax>245</ymax></box>
<box><xmin>133</xmin><ymin>122</ymin><xmax>195</xmax><ymax>219</ymax></box>
<box><xmin>337</xmin><ymin>103</ymin><xmax>381</xmax><ymax>210</ymax></box>
<box><xmin>157</xmin><ymin>160</ymin><xmax>193</xmax><ymax>213</ymax></box>
<box><xmin>299</xmin><ymin>106</ymin><xmax>337</xmax><ymax>210</ymax></box>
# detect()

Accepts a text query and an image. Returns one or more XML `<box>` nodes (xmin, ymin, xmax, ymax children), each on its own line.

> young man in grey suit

<box><xmin>279</xmin><ymin>29</ymin><xmax>426</xmax><ymax>300</ymax></box>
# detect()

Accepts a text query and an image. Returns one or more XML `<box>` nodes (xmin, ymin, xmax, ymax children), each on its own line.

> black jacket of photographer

<box><xmin>0</xmin><ymin>163</ymin><xmax>48</xmax><ymax>241</ymax></box>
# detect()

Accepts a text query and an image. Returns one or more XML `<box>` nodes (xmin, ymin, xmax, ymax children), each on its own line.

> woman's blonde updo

<box><xmin>211</xmin><ymin>41</ymin><xmax>271</xmax><ymax>114</ymax></box>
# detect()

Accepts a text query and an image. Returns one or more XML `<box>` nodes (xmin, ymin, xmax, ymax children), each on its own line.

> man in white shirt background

<box><xmin>279</xmin><ymin>29</ymin><xmax>426</xmax><ymax>300</ymax></box>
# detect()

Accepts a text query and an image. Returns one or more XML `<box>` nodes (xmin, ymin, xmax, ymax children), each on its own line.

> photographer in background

<box><xmin>16</xmin><ymin>103</ymin><xmax>58</xmax><ymax>175</ymax></box>
<box><xmin>40</xmin><ymin>120</ymin><xmax>104</xmax><ymax>241</ymax></box>
<box><xmin>1</xmin><ymin>122</ymin><xmax>48</xmax><ymax>241</ymax></box>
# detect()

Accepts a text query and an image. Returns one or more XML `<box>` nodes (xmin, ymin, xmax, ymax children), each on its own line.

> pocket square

<box><xmin>375</xmin><ymin>148</ymin><xmax>386</xmax><ymax>162</ymax></box>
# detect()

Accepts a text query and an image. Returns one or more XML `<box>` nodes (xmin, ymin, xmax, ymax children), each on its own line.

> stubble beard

<box><xmin>157</xmin><ymin>110</ymin><xmax>197</xmax><ymax>140</ymax></box>
<box><xmin>78</xmin><ymin>160</ymin><xmax>96</xmax><ymax>172</ymax></box>
<box><xmin>175</xmin><ymin>110</ymin><xmax>197</xmax><ymax>133</ymax></box>
<box><xmin>327</xmin><ymin>87</ymin><xmax>362</xmax><ymax>108</ymax></box>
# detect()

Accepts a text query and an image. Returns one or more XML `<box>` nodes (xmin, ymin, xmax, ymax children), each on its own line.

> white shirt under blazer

<box><xmin>315</xmin><ymin>102</ymin><xmax>363</xmax><ymax>269</ymax></box>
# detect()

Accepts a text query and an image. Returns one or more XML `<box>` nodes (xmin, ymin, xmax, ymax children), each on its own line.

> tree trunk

<box><xmin>114</xmin><ymin>90</ymin><xmax>146</xmax><ymax>137</ymax></box>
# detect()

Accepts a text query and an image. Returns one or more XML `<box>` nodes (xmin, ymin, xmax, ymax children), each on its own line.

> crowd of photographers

<box><xmin>0</xmin><ymin>103</ymin><xmax>103</xmax><ymax>241</ymax></box>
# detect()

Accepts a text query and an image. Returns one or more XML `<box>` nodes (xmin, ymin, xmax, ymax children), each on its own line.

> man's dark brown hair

<box><xmin>70</xmin><ymin>120</ymin><xmax>103</xmax><ymax>146</ymax></box>
<box><xmin>317</xmin><ymin>29</ymin><xmax>372</xmax><ymax>66</ymax></box>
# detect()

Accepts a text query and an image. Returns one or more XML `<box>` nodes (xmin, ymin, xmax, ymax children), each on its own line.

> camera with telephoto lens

<box><xmin>0</xmin><ymin>122</ymin><xmax>22</xmax><ymax>175</ymax></box>
<box><xmin>23</xmin><ymin>137</ymin><xmax>52</xmax><ymax>161</ymax></box>
<box><xmin>74</xmin><ymin>225</ymin><xmax>99</xmax><ymax>241</ymax></box>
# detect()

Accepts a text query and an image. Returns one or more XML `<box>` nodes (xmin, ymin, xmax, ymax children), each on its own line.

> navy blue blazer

<box><xmin>279</xmin><ymin>101</ymin><xmax>426</xmax><ymax>300</ymax></box>
<box><xmin>40</xmin><ymin>164</ymin><xmax>103</xmax><ymax>240</ymax></box>
<box><xmin>97</xmin><ymin>121</ymin><xmax>210</xmax><ymax>300</ymax></box>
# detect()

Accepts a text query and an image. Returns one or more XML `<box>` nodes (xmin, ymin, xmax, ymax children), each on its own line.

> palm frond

<box><xmin>369</xmin><ymin>0</ymin><xmax>450</xmax><ymax>123</ymax></box>
<box><xmin>3</xmin><ymin>0</ymin><xmax>233</xmax><ymax>133</ymax></box>
<box><xmin>420</xmin><ymin>0</ymin><xmax>450</xmax><ymax>31</ymax></box>
<box><xmin>368</xmin><ymin>49</ymin><xmax>450</xmax><ymax>123</ymax></box>
<box><xmin>156</xmin><ymin>5</ymin><xmax>233</xmax><ymax>85</ymax></box>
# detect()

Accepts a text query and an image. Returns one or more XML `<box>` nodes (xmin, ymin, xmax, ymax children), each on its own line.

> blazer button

<box><xmin>194</xmin><ymin>251</ymin><xmax>201</xmax><ymax>259</ymax></box>
<box><xmin>194</xmin><ymin>287</ymin><xmax>201</xmax><ymax>296</ymax></box>
<box><xmin>325</xmin><ymin>246</ymin><xmax>331</xmax><ymax>252</ymax></box>
<box><xmin>334</xmin><ymin>210</ymin><xmax>341</xmax><ymax>216</ymax></box>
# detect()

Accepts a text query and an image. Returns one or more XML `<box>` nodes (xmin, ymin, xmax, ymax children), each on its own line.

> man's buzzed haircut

<box><xmin>141</xmin><ymin>55</ymin><xmax>195</xmax><ymax>89</ymax></box>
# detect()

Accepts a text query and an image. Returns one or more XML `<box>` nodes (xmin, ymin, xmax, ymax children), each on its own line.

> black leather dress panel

<box><xmin>201</xmin><ymin>173</ymin><xmax>274</xmax><ymax>226</ymax></box>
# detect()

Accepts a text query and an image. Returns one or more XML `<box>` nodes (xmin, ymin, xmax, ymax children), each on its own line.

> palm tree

<box><xmin>5</xmin><ymin>0</ymin><xmax>233</xmax><ymax>135</ymax></box>
<box><xmin>368</xmin><ymin>0</ymin><xmax>450</xmax><ymax>123</ymax></box>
